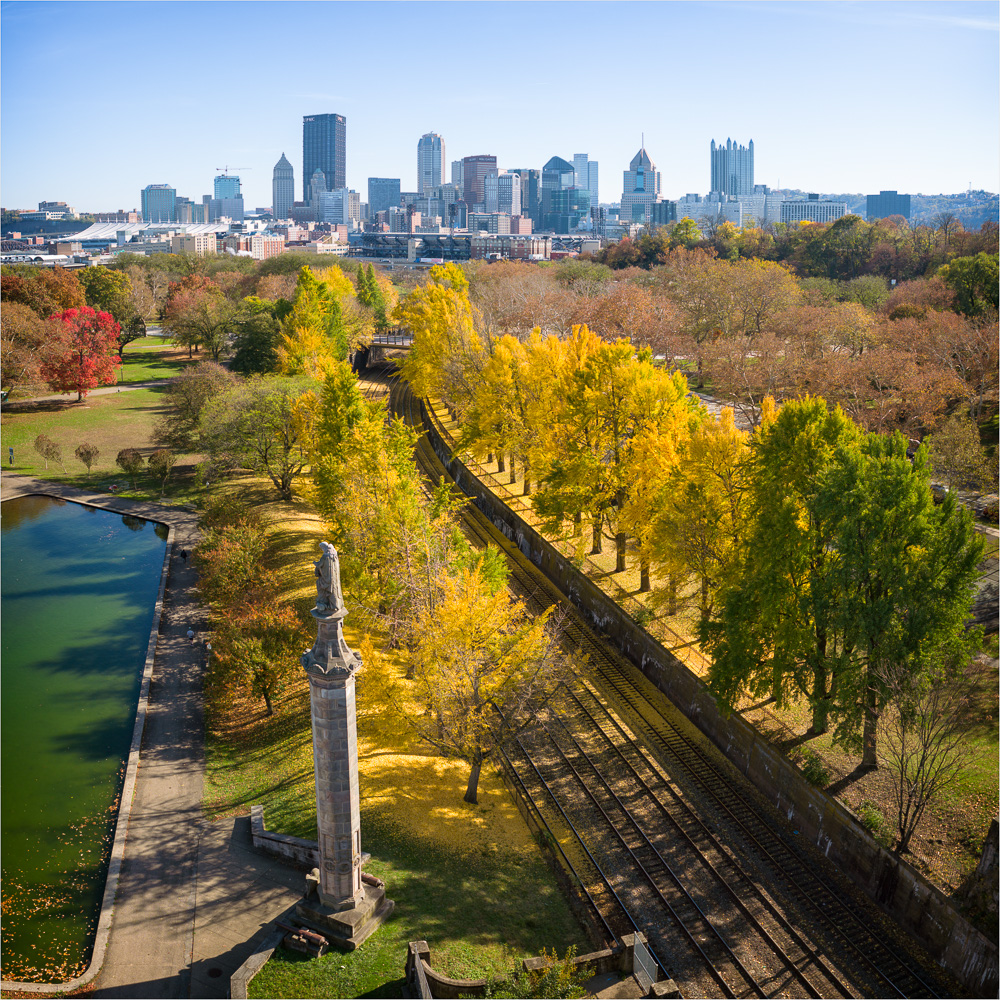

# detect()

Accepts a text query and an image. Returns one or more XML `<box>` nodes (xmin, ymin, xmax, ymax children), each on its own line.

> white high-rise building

<box><xmin>417</xmin><ymin>132</ymin><xmax>446</xmax><ymax>195</ymax></box>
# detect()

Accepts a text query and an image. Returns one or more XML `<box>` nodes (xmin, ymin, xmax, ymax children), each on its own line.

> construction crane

<box><xmin>215</xmin><ymin>165</ymin><xmax>251</xmax><ymax>175</ymax></box>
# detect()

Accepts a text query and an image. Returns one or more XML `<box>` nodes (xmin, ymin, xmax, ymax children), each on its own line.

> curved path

<box><xmin>0</xmin><ymin>474</ymin><xmax>303</xmax><ymax>999</ymax></box>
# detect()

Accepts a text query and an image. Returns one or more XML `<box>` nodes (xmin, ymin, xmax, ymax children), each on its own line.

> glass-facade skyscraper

<box><xmin>417</xmin><ymin>133</ymin><xmax>445</xmax><ymax>195</ymax></box>
<box><xmin>710</xmin><ymin>138</ymin><xmax>754</xmax><ymax>197</ymax></box>
<box><xmin>368</xmin><ymin>177</ymin><xmax>401</xmax><ymax>217</ymax></box>
<box><xmin>214</xmin><ymin>174</ymin><xmax>241</xmax><ymax>199</ymax></box>
<box><xmin>303</xmin><ymin>113</ymin><xmax>346</xmax><ymax>201</ymax></box>
<box><xmin>141</xmin><ymin>184</ymin><xmax>176</xmax><ymax>222</ymax></box>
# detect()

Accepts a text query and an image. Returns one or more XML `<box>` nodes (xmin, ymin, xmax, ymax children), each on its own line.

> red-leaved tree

<box><xmin>40</xmin><ymin>307</ymin><xmax>121</xmax><ymax>402</ymax></box>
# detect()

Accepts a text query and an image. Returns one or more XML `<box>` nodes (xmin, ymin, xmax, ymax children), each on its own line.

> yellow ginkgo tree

<box><xmin>407</xmin><ymin>561</ymin><xmax>568</xmax><ymax>804</ymax></box>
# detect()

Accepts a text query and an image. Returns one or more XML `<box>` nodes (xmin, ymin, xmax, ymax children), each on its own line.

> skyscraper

<box><xmin>417</xmin><ymin>133</ymin><xmax>446</xmax><ymax>195</ymax></box>
<box><xmin>866</xmin><ymin>190</ymin><xmax>911</xmax><ymax>221</ymax></box>
<box><xmin>141</xmin><ymin>184</ymin><xmax>176</xmax><ymax>222</ymax></box>
<box><xmin>573</xmin><ymin>154</ymin><xmax>599</xmax><ymax>210</ymax></box>
<box><xmin>620</xmin><ymin>146</ymin><xmax>661</xmax><ymax>224</ymax></box>
<box><xmin>462</xmin><ymin>155</ymin><xmax>497</xmax><ymax>211</ymax></box>
<box><xmin>272</xmin><ymin>153</ymin><xmax>294</xmax><ymax>220</ymax></box>
<box><xmin>484</xmin><ymin>171</ymin><xmax>521</xmax><ymax>217</ymax></box>
<box><xmin>510</xmin><ymin>168</ymin><xmax>541</xmax><ymax>225</ymax></box>
<box><xmin>303</xmin><ymin>113</ymin><xmax>346</xmax><ymax>200</ymax></box>
<box><xmin>710</xmin><ymin>138</ymin><xmax>754</xmax><ymax>197</ymax></box>
<box><xmin>214</xmin><ymin>174</ymin><xmax>241</xmax><ymax>199</ymax></box>
<box><xmin>368</xmin><ymin>177</ymin><xmax>401</xmax><ymax>217</ymax></box>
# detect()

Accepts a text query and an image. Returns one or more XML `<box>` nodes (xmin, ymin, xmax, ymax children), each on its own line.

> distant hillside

<box><xmin>782</xmin><ymin>189</ymin><xmax>999</xmax><ymax>229</ymax></box>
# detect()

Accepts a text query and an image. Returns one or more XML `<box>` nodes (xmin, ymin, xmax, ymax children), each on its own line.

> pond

<box><xmin>1</xmin><ymin>494</ymin><xmax>168</xmax><ymax>984</ymax></box>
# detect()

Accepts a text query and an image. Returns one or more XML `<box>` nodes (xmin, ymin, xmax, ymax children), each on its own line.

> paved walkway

<box><xmin>1</xmin><ymin>475</ymin><xmax>305</xmax><ymax>999</ymax></box>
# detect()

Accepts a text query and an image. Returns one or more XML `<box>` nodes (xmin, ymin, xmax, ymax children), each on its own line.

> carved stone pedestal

<box><xmin>297</xmin><ymin>885</ymin><xmax>396</xmax><ymax>951</ymax></box>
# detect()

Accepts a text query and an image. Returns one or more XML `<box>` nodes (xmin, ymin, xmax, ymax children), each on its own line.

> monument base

<box><xmin>296</xmin><ymin>887</ymin><xmax>395</xmax><ymax>951</ymax></box>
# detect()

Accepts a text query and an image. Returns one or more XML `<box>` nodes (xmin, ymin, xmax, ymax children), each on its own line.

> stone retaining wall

<box><xmin>420</xmin><ymin>400</ymin><xmax>999</xmax><ymax>997</ymax></box>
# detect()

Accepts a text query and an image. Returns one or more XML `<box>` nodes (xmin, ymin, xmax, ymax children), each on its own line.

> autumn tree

<box><xmin>230</xmin><ymin>296</ymin><xmax>285</xmax><ymax>375</ymax></box>
<box><xmin>276</xmin><ymin>265</ymin><xmax>351</xmax><ymax>376</ymax></box>
<box><xmin>397</xmin><ymin>262</ymin><xmax>484</xmax><ymax>416</ymax></box>
<box><xmin>39</xmin><ymin>307</ymin><xmax>120</xmax><ymax>401</ymax></box>
<box><xmin>926</xmin><ymin>410</ymin><xmax>996</xmax><ymax>493</ymax></box>
<box><xmin>75</xmin><ymin>442</ymin><xmax>100</xmax><ymax>472</ymax></box>
<box><xmin>649</xmin><ymin>407</ymin><xmax>750</xmax><ymax>616</ymax></box>
<box><xmin>407</xmin><ymin>561</ymin><xmax>567</xmax><ymax>803</ymax></box>
<box><xmin>1</xmin><ymin>265</ymin><xmax>85</xmax><ymax>317</ymax></box>
<box><xmin>200</xmin><ymin>376</ymin><xmax>316</xmax><ymax>500</ymax></box>
<box><xmin>148</xmin><ymin>448</ymin><xmax>178</xmax><ymax>497</ymax></box>
<box><xmin>154</xmin><ymin>360</ymin><xmax>236</xmax><ymax>451</ymax></box>
<box><xmin>162</xmin><ymin>275</ymin><xmax>234</xmax><ymax>360</ymax></box>
<box><xmin>33</xmin><ymin>433</ymin><xmax>63</xmax><ymax>471</ymax></box>
<box><xmin>1</xmin><ymin>301</ymin><xmax>54</xmax><ymax>398</ymax></box>
<box><xmin>936</xmin><ymin>252</ymin><xmax>999</xmax><ymax>317</ymax></box>
<box><xmin>116</xmin><ymin>447</ymin><xmax>144</xmax><ymax>488</ymax></box>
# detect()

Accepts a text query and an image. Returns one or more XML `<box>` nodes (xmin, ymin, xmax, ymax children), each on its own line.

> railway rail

<box><xmin>360</xmin><ymin>362</ymin><xmax>961</xmax><ymax>999</ymax></box>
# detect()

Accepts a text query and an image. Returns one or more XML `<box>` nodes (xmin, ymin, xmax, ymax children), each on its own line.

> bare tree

<box><xmin>877</xmin><ymin>660</ymin><xmax>988</xmax><ymax>855</ymax></box>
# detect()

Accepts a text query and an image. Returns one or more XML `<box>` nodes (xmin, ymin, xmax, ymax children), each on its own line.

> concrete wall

<box><xmin>250</xmin><ymin>805</ymin><xmax>320</xmax><ymax>868</ymax></box>
<box><xmin>420</xmin><ymin>401</ymin><xmax>999</xmax><ymax>997</ymax></box>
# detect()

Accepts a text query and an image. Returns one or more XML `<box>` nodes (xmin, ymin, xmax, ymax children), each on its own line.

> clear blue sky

<box><xmin>2</xmin><ymin>1</ymin><xmax>997</xmax><ymax>213</ymax></box>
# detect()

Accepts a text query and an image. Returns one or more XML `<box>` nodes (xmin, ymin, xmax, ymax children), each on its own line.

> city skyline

<box><xmin>1</xmin><ymin>1</ymin><xmax>997</xmax><ymax>213</ymax></box>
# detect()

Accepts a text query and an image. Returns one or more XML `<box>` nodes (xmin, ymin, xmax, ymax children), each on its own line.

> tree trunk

<box><xmin>591</xmin><ymin>517</ymin><xmax>602</xmax><ymax>554</ymax></box>
<box><xmin>263</xmin><ymin>690</ymin><xmax>274</xmax><ymax>716</ymax></box>
<box><xmin>509</xmin><ymin>454</ymin><xmax>516</xmax><ymax>485</ymax></box>
<box><xmin>487</xmin><ymin>452</ymin><xmax>493</xmax><ymax>465</ymax></box>
<box><xmin>573</xmin><ymin>510</ymin><xmax>582</xmax><ymax>536</ymax></box>
<box><xmin>640</xmin><ymin>558</ymin><xmax>650</xmax><ymax>593</ymax></box>
<box><xmin>464</xmin><ymin>755</ymin><xmax>483</xmax><ymax>804</ymax></box>
<box><xmin>616</xmin><ymin>531</ymin><xmax>626</xmax><ymax>572</ymax></box>
<box><xmin>701</xmin><ymin>575</ymin><xmax>710</xmax><ymax>616</ymax></box>
<box><xmin>497</xmin><ymin>453</ymin><xmax>505</xmax><ymax>473</ymax></box>
<box><xmin>811</xmin><ymin>640</ymin><xmax>829</xmax><ymax>735</ymax></box>
<box><xmin>861</xmin><ymin>682</ymin><xmax>879</xmax><ymax>769</ymax></box>
<box><xmin>522</xmin><ymin>460</ymin><xmax>531</xmax><ymax>497</ymax></box>
<box><xmin>667</xmin><ymin>575</ymin><xmax>677</xmax><ymax>615</ymax></box>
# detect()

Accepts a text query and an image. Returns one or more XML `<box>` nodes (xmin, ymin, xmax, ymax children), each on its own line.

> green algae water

<box><xmin>1</xmin><ymin>495</ymin><xmax>168</xmax><ymax>984</ymax></box>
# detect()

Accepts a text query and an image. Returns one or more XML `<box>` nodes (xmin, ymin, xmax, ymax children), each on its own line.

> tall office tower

<box><xmin>303</xmin><ymin>113</ymin><xmax>346</xmax><ymax>200</ymax></box>
<box><xmin>484</xmin><ymin>171</ymin><xmax>521</xmax><ymax>217</ymax></box>
<box><xmin>573</xmin><ymin>154</ymin><xmax>599</xmax><ymax>209</ymax></box>
<box><xmin>272</xmin><ymin>153</ymin><xmax>295</xmax><ymax>220</ymax></box>
<box><xmin>141</xmin><ymin>184</ymin><xmax>176</xmax><ymax>222</ymax></box>
<box><xmin>620</xmin><ymin>146</ymin><xmax>662</xmax><ymax>223</ymax></box>
<box><xmin>451</xmin><ymin>159</ymin><xmax>464</xmax><ymax>187</ymax></box>
<box><xmin>510</xmin><ymin>168</ymin><xmax>541</xmax><ymax>225</ymax></box>
<box><xmin>541</xmin><ymin>156</ymin><xmax>575</xmax><ymax>228</ymax></box>
<box><xmin>214</xmin><ymin>174</ymin><xmax>241</xmax><ymax>199</ymax></box>
<box><xmin>710</xmin><ymin>138</ymin><xmax>754</xmax><ymax>197</ymax></box>
<box><xmin>866</xmin><ymin>190</ymin><xmax>911</xmax><ymax>220</ymax></box>
<box><xmin>462</xmin><ymin>155</ymin><xmax>497</xmax><ymax>210</ymax></box>
<box><xmin>417</xmin><ymin>132</ymin><xmax>446</xmax><ymax>195</ymax></box>
<box><xmin>368</xmin><ymin>177</ymin><xmax>402</xmax><ymax>217</ymax></box>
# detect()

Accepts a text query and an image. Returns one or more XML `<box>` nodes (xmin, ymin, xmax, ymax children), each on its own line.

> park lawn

<box><xmin>119</xmin><ymin>343</ymin><xmax>201</xmax><ymax>384</ymax></box>
<box><xmin>0</xmin><ymin>387</ymin><xmax>205</xmax><ymax>505</ymax></box>
<box><xmin>203</xmin><ymin>480</ymin><xmax>589</xmax><ymax>999</ymax></box>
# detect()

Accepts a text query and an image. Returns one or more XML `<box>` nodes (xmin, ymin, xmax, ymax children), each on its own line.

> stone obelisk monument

<box><xmin>297</xmin><ymin>542</ymin><xmax>393</xmax><ymax>948</ymax></box>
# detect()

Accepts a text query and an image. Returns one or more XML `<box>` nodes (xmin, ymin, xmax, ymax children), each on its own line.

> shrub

<box><xmin>75</xmin><ymin>442</ymin><xmax>100</xmax><ymax>472</ymax></box>
<box><xmin>799</xmin><ymin>748</ymin><xmax>829</xmax><ymax>787</ymax></box>
<box><xmin>634</xmin><ymin>606</ymin><xmax>654</xmax><ymax>628</ymax></box>
<box><xmin>858</xmin><ymin>800</ymin><xmax>893</xmax><ymax>849</ymax></box>
<box><xmin>482</xmin><ymin>948</ymin><xmax>591</xmax><ymax>999</ymax></box>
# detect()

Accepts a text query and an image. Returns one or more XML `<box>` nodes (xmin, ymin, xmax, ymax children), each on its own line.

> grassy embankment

<box><xmin>203</xmin><ymin>478</ymin><xmax>589</xmax><ymax>999</ymax></box>
<box><xmin>2</xmin><ymin>368</ymin><xmax>591</xmax><ymax>998</ymax></box>
<box><xmin>426</xmin><ymin>396</ymin><xmax>1000</xmax><ymax>913</ymax></box>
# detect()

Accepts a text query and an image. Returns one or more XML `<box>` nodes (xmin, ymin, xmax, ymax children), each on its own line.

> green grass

<box><xmin>126</xmin><ymin>335</ymin><xmax>171</xmax><ymax>348</ymax></box>
<box><xmin>0</xmin><ymin>387</ymin><xmax>204</xmax><ymax>505</ymax></box>
<box><xmin>119</xmin><ymin>345</ymin><xmax>199</xmax><ymax>384</ymax></box>
<box><xmin>248</xmin><ymin>812</ymin><xmax>587</xmax><ymax>1000</ymax></box>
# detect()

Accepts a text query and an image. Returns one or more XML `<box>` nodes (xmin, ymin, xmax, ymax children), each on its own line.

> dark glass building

<box><xmin>303</xmin><ymin>113</ymin><xmax>346</xmax><ymax>201</ymax></box>
<box><xmin>368</xmin><ymin>177</ymin><xmax>401</xmax><ymax>217</ymax></box>
<box><xmin>866</xmin><ymin>190</ymin><xmax>911</xmax><ymax>221</ymax></box>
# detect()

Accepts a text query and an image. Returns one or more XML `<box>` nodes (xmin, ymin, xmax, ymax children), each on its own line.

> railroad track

<box><xmin>366</xmin><ymin>363</ymin><xmax>959</xmax><ymax>999</ymax></box>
